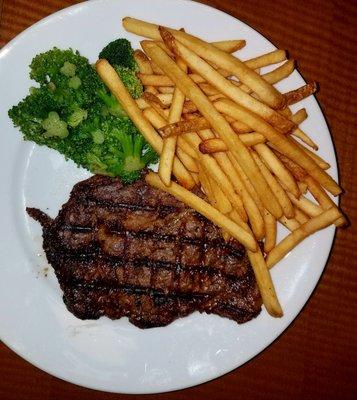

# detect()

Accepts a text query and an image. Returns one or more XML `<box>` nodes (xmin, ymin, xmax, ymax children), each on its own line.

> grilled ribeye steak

<box><xmin>27</xmin><ymin>175</ymin><xmax>261</xmax><ymax>328</ymax></box>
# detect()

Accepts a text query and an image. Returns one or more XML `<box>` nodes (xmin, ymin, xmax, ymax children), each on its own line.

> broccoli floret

<box><xmin>115</xmin><ymin>66</ymin><xmax>143</xmax><ymax>99</ymax></box>
<box><xmin>29</xmin><ymin>47</ymin><xmax>104</xmax><ymax>116</ymax></box>
<box><xmin>60</xmin><ymin>61</ymin><xmax>76</xmax><ymax>77</ymax></box>
<box><xmin>99</xmin><ymin>38</ymin><xmax>138</xmax><ymax>71</ymax></box>
<box><xmin>68</xmin><ymin>76</ymin><xmax>82</xmax><ymax>89</ymax></box>
<box><xmin>42</xmin><ymin>111</ymin><xmax>69</xmax><ymax>138</ymax></box>
<box><xmin>67</xmin><ymin>108</ymin><xmax>88</xmax><ymax>127</ymax></box>
<box><xmin>8</xmin><ymin>46</ymin><xmax>156</xmax><ymax>184</ymax></box>
<box><xmin>97</xmin><ymin>89</ymin><xmax>126</xmax><ymax>117</ymax></box>
<box><xmin>98</xmin><ymin>39</ymin><xmax>143</xmax><ymax>99</ymax></box>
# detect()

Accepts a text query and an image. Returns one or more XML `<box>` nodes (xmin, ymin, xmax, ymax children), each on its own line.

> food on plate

<box><xmin>9</xmin><ymin>14</ymin><xmax>347</xmax><ymax>324</ymax></box>
<box><xmin>8</xmin><ymin>42</ymin><xmax>157</xmax><ymax>183</ymax></box>
<box><xmin>27</xmin><ymin>174</ymin><xmax>262</xmax><ymax>328</ymax></box>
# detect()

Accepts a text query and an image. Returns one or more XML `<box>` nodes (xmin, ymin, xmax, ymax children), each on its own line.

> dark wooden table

<box><xmin>1</xmin><ymin>1</ymin><xmax>356</xmax><ymax>399</ymax></box>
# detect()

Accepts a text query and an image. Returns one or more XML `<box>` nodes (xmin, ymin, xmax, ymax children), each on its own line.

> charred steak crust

<box><xmin>27</xmin><ymin>175</ymin><xmax>262</xmax><ymax>328</ymax></box>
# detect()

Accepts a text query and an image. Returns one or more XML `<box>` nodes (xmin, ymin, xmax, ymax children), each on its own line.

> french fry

<box><xmin>263</xmin><ymin>210</ymin><xmax>277</xmax><ymax>253</ymax></box>
<box><xmin>287</xmin><ymin>193</ymin><xmax>323</xmax><ymax>217</ymax></box>
<box><xmin>214</xmin><ymin>98</ymin><xmax>341</xmax><ymax>195</ymax></box>
<box><xmin>279</xmin><ymin>216</ymin><xmax>300</xmax><ymax>231</ymax></box>
<box><xmin>150</xmin><ymin>61</ymin><xmax>165</xmax><ymax>75</ymax></box>
<box><xmin>191</xmin><ymin>171</ymin><xmax>200</xmax><ymax>186</ymax></box>
<box><xmin>271</xmin><ymin>150</ymin><xmax>308</xmax><ymax>181</ymax></box>
<box><xmin>95</xmin><ymin>59</ymin><xmax>195</xmax><ymax>189</ymax></box>
<box><xmin>198</xmin><ymin>82</ymin><xmax>220</xmax><ymax>96</ymax></box>
<box><xmin>267</xmin><ymin>208</ymin><xmax>342</xmax><ymax>268</ymax></box>
<box><xmin>230</xmin><ymin>120</ymin><xmax>253</xmax><ymax>133</ymax></box>
<box><xmin>158</xmin><ymin>86</ymin><xmax>174</xmax><ymax>94</ymax></box>
<box><xmin>145</xmin><ymin>172</ymin><xmax>257</xmax><ymax>251</ymax></box>
<box><xmin>245</xmin><ymin>49</ymin><xmax>287</xmax><ymax>69</ymax></box>
<box><xmin>156</xmin><ymin>36</ymin><xmax>246</xmax><ymax>54</ymax></box>
<box><xmin>138</xmin><ymin>73</ymin><xmax>174</xmax><ymax>86</ymax></box>
<box><xmin>207</xmin><ymin>173</ymin><xmax>233</xmax><ymax>214</ymax></box>
<box><xmin>142</xmin><ymin>41</ymin><xmax>283</xmax><ymax>218</ymax></box>
<box><xmin>142</xmin><ymin>107</ymin><xmax>198</xmax><ymax>173</ymax></box>
<box><xmin>284</xmin><ymin>82</ymin><xmax>318</xmax><ymax>105</ymax></box>
<box><xmin>134</xmin><ymin>50</ymin><xmax>159</xmax><ymax>94</ymax></box>
<box><xmin>134</xmin><ymin>49</ymin><xmax>153</xmax><ymax>74</ymax></box>
<box><xmin>251</xmin><ymin>151</ymin><xmax>295</xmax><ymax>218</ymax></box>
<box><xmin>294</xmin><ymin>207</ymin><xmax>309</xmax><ymax>224</ymax></box>
<box><xmin>232</xmin><ymin>59</ymin><xmax>295</xmax><ymax>94</ymax></box>
<box><xmin>176</xmin><ymin>147</ymin><xmax>199</xmax><ymax>173</ymax></box>
<box><xmin>182</xmin><ymin>133</ymin><xmax>247</xmax><ymax>220</ymax></box>
<box><xmin>181</xmin><ymin>118</ymin><xmax>265</xmax><ymax>239</ymax></box>
<box><xmin>228</xmin><ymin>209</ymin><xmax>250</xmax><ymax>232</ymax></box>
<box><xmin>290</xmin><ymin>108</ymin><xmax>308</xmax><ymax>124</ymax></box>
<box><xmin>298</xmin><ymin>181</ymin><xmax>308</xmax><ymax>194</ymax></box>
<box><xmin>145</xmin><ymin>86</ymin><xmax>159</xmax><ymax>94</ymax></box>
<box><xmin>123</xmin><ymin>17</ymin><xmax>285</xmax><ymax>108</ymax></box>
<box><xmin>223</xmin><ymin>152</ymin><xmax>266</xmax><ymax>239</ymax></box>
<box><xmin>237</xmin><ymin>133</ymin><xmax>265</xmax><ymax>146</ymax></box>
<box><xmin>159</xmin><ymin>57</ymin><xmax>187</xmax><ymax>185</ymax></box>
<box><xmin>211</xmin><ymin>39</ymin><xmax>246</xmax><ymax>53</ymax></box>
<box><xmin>247</xmin><ymin>249</ymin><xmax>283</xmax><ymax>317</ymax></box>
<box><xmin>261</xmin><ymin>59</ymin><xmax>295</xmax><ymax>84</ymax></box>
<box><xmin>136</xmin><ymin>93</ymin><xmax>173</xmax><ymax>110</ymax></box>
<box><xmin>163</xmin><ymin>35</ymin><xmax>293</xmax><ymax>133</ymax></box>
<box><xmin>199</xmin><ymin>138</ymin><xmax>227</xmax><ymax>154</ymax></box>
<box><xmin>292</xmin><ymin>128</ymin><xmax>318</xmax><ymax>150</ymax></box>
<box><xmin>304</xmin><ymin>176</ymin><xmax>348</xmax><ymax>227</ymax></box>
<box><xmin>160</xmin><ymin>117</ymin><xmax>210</xmax><ymax>137</ymax></box>
<box><xmin>142</xmin><ymin>107</ymin><xmax>198</xmax><ymax>160</ymax></box>
<box><xmin>254</xmin><ymin>143</ymin><xmax>300</xmax><ymax>198</ymax></box>
<box><xmin>198</xmin><ymin>164</ymin><xmax>217</xmax><ymax>207</ymax></box>
<box><xmin>143</xmin><ymin>91</ymin><xmax>169</xmax><ymax>109</ymax></box>
<box><xmin>292</xmin><ymin>138</ymin><xmax>330</xmax><ymax>170</ymax></box>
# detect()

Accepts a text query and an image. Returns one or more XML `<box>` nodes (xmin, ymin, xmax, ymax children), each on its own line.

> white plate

<box><xmin>0</xmin><ymin>0</ymin><xmax>338</xmax><ymax>394</ymax></box>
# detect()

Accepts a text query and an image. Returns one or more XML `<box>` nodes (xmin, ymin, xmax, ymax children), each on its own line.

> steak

<box><xmin>27</xmin><ymin>174</ymin><xmax>262</xmax><ymax>328</ymax></box>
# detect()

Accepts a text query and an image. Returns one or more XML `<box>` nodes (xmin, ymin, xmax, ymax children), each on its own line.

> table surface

<box><xmin>1</xmin><ymin>0</ymin><xmax>356</xmax><ymax>399</ymax></box>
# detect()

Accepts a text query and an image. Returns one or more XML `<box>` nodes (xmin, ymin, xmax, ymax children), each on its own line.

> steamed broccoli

<box><xmin>98</xmin><ymin>38</ymin><xmax>143</xmax><ymax>99</ymax></box>
<box><xmin>99</xmin><ymin>38</ymin><xmax>138</xmax><ymax>71</ymax></box>
<box><xmin>8</xmin><ymin>45</ymin><xmax>156</xmax><ymax>183</ymax></box>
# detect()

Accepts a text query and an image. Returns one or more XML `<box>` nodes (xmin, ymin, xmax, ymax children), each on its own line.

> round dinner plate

<box><xmin>0</xmin><ymin>0</ymin><xmax>338</xmax><ymax>394</ymax></box>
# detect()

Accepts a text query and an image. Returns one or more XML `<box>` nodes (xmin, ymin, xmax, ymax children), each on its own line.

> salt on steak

<box><xmin>27</xmin><ymin>174</ymin><xmax>262</xmax><ymax>328</ymax></box>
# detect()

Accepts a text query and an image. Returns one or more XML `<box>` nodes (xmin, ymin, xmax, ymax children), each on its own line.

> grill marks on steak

<box><xmin>27</xmin><ymin>175</ymin><xmax>261</xmax><ymax>328</ymax></box>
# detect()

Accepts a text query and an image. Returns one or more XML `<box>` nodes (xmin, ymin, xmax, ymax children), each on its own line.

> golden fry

<box><xmin>123</xmin><ymin>17</ymin><xmax>284</xmax><ymax>108</ymax></box>
<box><xmin>251</xmin><ymin>151</ymin><xmax>295</xmax><ymax>219</ymax></box>
<box><xmin>284</xmin><ymin>82</ymin><xmax>318</xmax><ymax>105</ymax></box>
<box><xmin>166</xmin><ymin>36</ymin><xmax>293</xmax><ymax>133</ymax></box>
<box><xmin>287</xmin><ymin>193</ymin><xmax>323</xmax><ymax>218</ymax></box>
<box><xmin>245</xmin><ymin>49</ymin><xmax>287</xmax><ymax>69</ymax></box>
<box><xmin>199</xmin><ymin>138</ymin><xmax>227</xmax><ymax>154</ymax></box>
<box><xmin>141</xmin><ymin>41</ymin><xmax>283</xmax><ymax>218</ymax></box>
<box><xmin>247</xmin><ymin>249</ymin><xmax>283</xmax><ymax>317</ymax></box>
<box><xmin>254</xmin><ymin>143</ymin><xmax>300</xmax><ymax>198</ymax></box>
<box><xmin>214</xmin><ymin>98</ymin><xmax>341</xmax><ymax>195</ymax></box>
<box><xmin>160</xmin><ymin>117</ymin><xmax>210</xmax><ymax>137</ymax></box>
<box><xmin>159</xmin><ymin>57</ymin><xmax>187</xmax><ymax>185</ymax></box>
<box><xmin>267</xmin><ymin>208</ymin><xmax>342</xmax><ymax>268</ymax></box>
<box><xmin>263</xmin><ymin>210</ymin><xmax>277</xmax><ymax>253</ymax></box>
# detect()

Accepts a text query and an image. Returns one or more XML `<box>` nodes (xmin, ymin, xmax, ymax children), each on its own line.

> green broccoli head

<box><xmin>8</xmin><ymin>86</ymin><xmax>59</xmax><ymax>141</ymax></box>
<box><xmin>29</xmin><ymin>47</ymin><xmax>104</xmax><ymax>115</ymax></box>
<box><xmin>98</xmin><ymin>38</ymin><xmax>138</xmax><ymax>71</ymax></box>
<box><xmin>114</xmin><ymin>66</ymin><xmax>143</xmax><ymax>99</ymax></box>
<box><xmin>9</xmin><ymin>45</ymin><xmax>155</xmax><ymax>184</ymax></box>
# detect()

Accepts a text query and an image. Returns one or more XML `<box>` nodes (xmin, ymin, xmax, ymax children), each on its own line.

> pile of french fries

<box><xmin>96</xmin><ymin>17</ymin><xmax>347</xmax><ymax>318</ymax></box>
